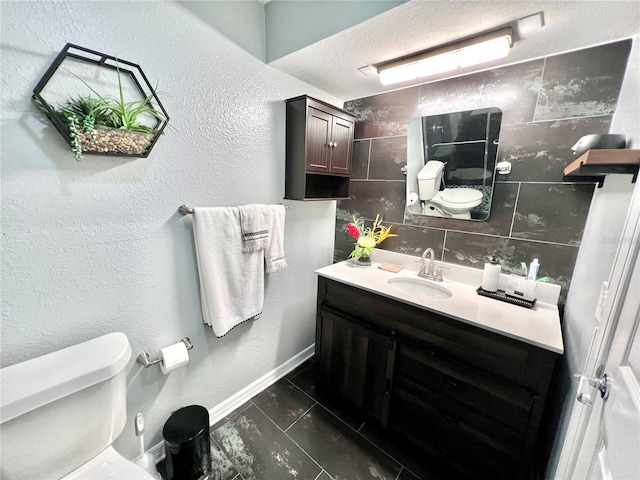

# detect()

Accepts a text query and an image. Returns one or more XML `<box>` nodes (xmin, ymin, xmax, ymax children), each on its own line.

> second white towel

<box><xmin>238</xmin><ymin>204</ymin><xmax>271</xmax><ymax>252</ymax></box>
<box><xmin>265</xmin><ymin>204</ymin><xmax>287</xmax><ymax>273</ymax></box>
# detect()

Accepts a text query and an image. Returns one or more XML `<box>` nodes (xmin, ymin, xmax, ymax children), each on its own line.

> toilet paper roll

<box><xmin>160</xmin><ymin>342</ymin><xmax>190</xmax><ymax>374</ymax></box>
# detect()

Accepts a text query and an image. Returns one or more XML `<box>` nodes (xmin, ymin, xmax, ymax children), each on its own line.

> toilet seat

<box><xmin>62</xmin><ymin>446</ymin><xmax>155</xmax><ymax>480</ymax></box>
<box><xmin>439</xmin><ymin>188</ymin><xmax>483</xmax><ymax>211</ymax></box>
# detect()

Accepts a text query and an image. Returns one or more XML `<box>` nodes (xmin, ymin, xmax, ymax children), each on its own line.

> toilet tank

<box><xmin>0</xmin><ymin>332</ymin><xmax>132</xmax><ymax>480</ymax></box>
<box><xmin>417</xmin><ymin>160</ymin><xmax>444</xmax><ymax>200</ymax></box>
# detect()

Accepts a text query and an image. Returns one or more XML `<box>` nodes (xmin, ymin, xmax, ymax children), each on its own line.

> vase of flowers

<box><xmin>346</xmin><ymin>214</ymin><xmax>397</xmax><ymax>266</ymax></box>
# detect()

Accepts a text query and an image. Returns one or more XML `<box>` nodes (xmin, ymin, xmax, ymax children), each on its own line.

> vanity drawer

<box><xmin>320</xmin><ymin>277</ymin><xmax>557</xmax><ymax>390</ymax></box>
<box><xmin>395</xmin><ymin>339</ymin><xmax>536</xmax><ymax>435</ymax></box>
<box><xmin>390</xmin><ymin>386</ymin><xmax>519</xmax><ymax>480</ymax></box>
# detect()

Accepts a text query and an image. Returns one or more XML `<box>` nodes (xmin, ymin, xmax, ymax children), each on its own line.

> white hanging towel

<box><xmin>192</xmin><ymin>207</ymin><xmax>264</xmax><ymax>337</ymax></box>
<box><xmin>238</xmin><ymin>204</ymin><xmax>270</xmax><ymax>252</ymax></box>
<box><xmin>265</xmin><ymin>204</ymin><xmax>287</xmax><ymax>273</ymax></box>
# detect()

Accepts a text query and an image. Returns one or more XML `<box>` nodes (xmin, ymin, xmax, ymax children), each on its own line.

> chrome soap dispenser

<box><xmin>482</xmin><ymin>255</ymin><xmax>501</xmax><ymax>292</ymax></box>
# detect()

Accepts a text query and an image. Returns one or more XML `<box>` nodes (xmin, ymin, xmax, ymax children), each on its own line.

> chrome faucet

<box><xmin>418</xmin><ymin>247</ymin><xmax>445</xmax><ymax>281</ymax></box>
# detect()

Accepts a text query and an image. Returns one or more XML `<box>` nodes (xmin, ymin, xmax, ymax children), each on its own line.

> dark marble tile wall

<box><xmin>338</xmin><ymin>40</ymin><xmax>631</xmax><ymax>304</ymax></box>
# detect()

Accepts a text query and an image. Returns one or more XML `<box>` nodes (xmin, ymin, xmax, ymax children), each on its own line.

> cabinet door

<box><xmin>317</xmin><ymin>307</ymin><xmax>396</xmax><ymax>427</ymax></box>
<box><xmin>329</xmin><ymin>116</ymin><xmax>353</xmax><ymax>175</ymax></box>
<box><xmin>305</xmin><ymin>107</ymin><xmax>332</xmax><ymax>173</ymax></box>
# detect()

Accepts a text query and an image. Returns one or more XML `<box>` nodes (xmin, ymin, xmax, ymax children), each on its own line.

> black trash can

<box><xmin>163</xmin><ymin>405</ymin><xmax>211</xmax><ymax>480</ymax></box>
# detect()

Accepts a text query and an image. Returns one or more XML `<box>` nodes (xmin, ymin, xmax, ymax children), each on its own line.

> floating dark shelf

<box><xmin>563</xmin><ymin>149</ymin><xmax>640</xmax><ymax>187</ymax></box>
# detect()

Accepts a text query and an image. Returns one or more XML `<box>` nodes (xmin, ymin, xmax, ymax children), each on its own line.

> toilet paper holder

<box><xmin>137</xmin><ymin>337</ymin><xmax>193</xmax><ymax>368</ymax></box>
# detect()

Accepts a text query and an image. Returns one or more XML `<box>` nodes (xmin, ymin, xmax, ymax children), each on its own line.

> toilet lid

<box><xmin>441</xmin><ymin>188</ymin><xmax>483</xmax><ymax>205</ymax></box>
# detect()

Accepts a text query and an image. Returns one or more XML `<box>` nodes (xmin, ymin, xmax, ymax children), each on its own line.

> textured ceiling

<box><xmin>268</xmin><ymin>0</ymin><xmax>640</xmax><ymax>102</ymax></box>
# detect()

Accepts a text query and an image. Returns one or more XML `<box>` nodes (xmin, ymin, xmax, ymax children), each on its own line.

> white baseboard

<box><xmin>147</xmin><ymin>344</ymin><xmax>315</xmax><ymax>463</ymax></box>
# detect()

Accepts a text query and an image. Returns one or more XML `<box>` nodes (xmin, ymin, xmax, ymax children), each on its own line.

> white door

<box><xmin>572</xmin><ymin>241</ymin><xmax>640</xmax><ymax>479</ymax></box>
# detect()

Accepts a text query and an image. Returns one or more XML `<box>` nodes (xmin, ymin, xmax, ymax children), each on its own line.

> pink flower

<box><xmin>347</xmin><ymin>223</ymin><xmax>360</xmax><ymax>239</ymax></box>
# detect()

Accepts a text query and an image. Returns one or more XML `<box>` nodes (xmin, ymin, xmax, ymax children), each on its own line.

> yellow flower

<box><xmin>375</xmin><ymin>225</ymin><xmax>397</xmax><ymax>244</ymax></box>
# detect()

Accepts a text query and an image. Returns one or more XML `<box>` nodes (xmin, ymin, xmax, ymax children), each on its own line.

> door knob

<box><xmin>574</xmin><ymin>372</ymin><xmax>611</xmax><ymax>405</ymax></box>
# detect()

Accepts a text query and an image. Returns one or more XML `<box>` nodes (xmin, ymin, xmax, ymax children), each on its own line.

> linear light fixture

<box><xmin>376</xmin><ymin>27</ymin><xmax>513</xmax><ymax>86</ymax></box>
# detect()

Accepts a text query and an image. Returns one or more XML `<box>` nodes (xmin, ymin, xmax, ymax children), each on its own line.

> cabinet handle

<box><xmin>332</xmin><ymin>142</ymin><xmax>337</xmax><ymax>148</ymax></box>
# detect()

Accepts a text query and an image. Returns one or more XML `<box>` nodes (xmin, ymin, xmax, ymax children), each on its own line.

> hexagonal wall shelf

<box><xmin>33</xmin><ymin>44</ymin><xmax>170</xmax><ymax>161</ymax></box>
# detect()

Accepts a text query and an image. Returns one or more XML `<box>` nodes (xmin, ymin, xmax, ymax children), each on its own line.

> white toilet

<box><xmin>0</xmin><ymin>332</ymin><xmax>155</xmax><ymax>480</ymax></box>
<box><xmin>417</xmin><ymin>160</ymin><xmax>483</xmax><ymax>219</ymax></box>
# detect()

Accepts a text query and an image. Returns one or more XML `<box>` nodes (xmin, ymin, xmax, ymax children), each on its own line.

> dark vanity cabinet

<box><xmin>315</xmin><ymin>277</ymin><xmax>559</xmax><ymax>479</ymax></box>
<box><xmin>285</xmin><ymin>95</ymin><xmax>355</xmax><ymax>200</ymax></box>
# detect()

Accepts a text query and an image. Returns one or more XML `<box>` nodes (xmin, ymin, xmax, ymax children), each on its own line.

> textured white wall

<box><xmin>0</xmin><ymin>1</ymin><xmax>340</xmax><ymax>459</ymax></box>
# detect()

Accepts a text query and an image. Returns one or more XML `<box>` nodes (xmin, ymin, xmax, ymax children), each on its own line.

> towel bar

<box><xmin>136</xmin><ymin>337</ymin><xmax>193</xmax><ymax>368</ymax></box>
<box><xmin>179</xmin><ymin>204</ymin><xmax>288</xmax><ymax>215</ymax></box>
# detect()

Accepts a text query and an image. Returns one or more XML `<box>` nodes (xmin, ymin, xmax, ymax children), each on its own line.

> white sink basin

<box><xmin>387</xmin><ymin>277</ymin><xmax>453</xmax><ymax>299</ymax></box>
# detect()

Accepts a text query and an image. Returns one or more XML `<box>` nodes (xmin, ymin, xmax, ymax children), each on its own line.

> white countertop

<box><xmin>315</xmin><ymin>251</ymin><xmax>564</xmax><ymax>354</ymax></box>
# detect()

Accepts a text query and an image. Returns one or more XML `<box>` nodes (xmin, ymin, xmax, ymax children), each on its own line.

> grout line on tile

<box><xmin>314</xmin><ymin>470</ymin><xmax>335</xmax><ymax>480</ymax></box>
<box><xmin>357</xmin><ymin>134</ymin><xmax>407</xmax><ymax>141</ymax></box>
<box><xmin>285</xmin><ymin>377</ymin><xmax>320</xmax><ymax>404</ymax></box>
<box><xmin>209</xmin><ymin>429</ymin><xmax>242</xmax><ymax>480</ymax></box>
<box><xmin>495</xmin><ymin>180</ymin><xmax>600</xmax><ymax>185</ymax></box>
<box><xmin>306</xmin><ymin>402</ymin><xmax>404</xmax><ymax>474</ymax></box>
<box><xmin>284</xmin><ymin>402</ymin><xmax>317</xmax><ymax>433</ymax></box>
<box><xmin>443</xmin><ymin>225</ymin><xmax>580</xmax><ymax>248</ymax></box>
<box><xmin>441</xmin><ymin>230</ymin><xmax>448</xmax><ymax>262</ymax></box>
<box><xmin>280</xmin><ymin>411</ymin><xmax>328</xmax><ymax>476</ymax></box>
<box><xmin>532</xmin><ymin>56</ymin><xmax>547</xmax><ymax>122</ymax></box>
<box><xmin>501</xmin><ymin>112</ymin><xmax>613</xmax><ymax>127</ymax></box>
<box><xmin>509</xmin><ymin>182</ymin><xmax>522</xmax><ymax>238</ymax></box>
<box><xmin>251</xmin><ymin>402</ymin><xmax>326</xmax><ymax>477</ymax></box>
<box><xmin>366</xmin><ymin>138</ymin><xmax>372</xmax><ymax>179</ymax></box>
<box><xmin>349</xmin><ymin>179</ymin><xmax>405</xmax><ymax>183</ymax></box>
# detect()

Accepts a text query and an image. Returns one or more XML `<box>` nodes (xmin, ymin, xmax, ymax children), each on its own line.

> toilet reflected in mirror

<box><xmin>406</xmin><ymin>107</ymin><xmax>502</xmax><ymax>221</ymax></box>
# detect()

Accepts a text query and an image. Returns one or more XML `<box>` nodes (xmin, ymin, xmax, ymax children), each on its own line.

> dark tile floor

<box><xmin>159</xmin><ymin>359</ymin><xmax>438</xmax><ymax>480</ymax></box>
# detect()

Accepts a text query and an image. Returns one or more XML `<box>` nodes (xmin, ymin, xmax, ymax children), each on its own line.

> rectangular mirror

<box><xmin>405</xmin><ymin>107</ymin><xmax>502</xmax><ymax>221</ymax></box>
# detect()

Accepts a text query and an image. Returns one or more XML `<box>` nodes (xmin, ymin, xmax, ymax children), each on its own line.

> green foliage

<box><xmin>55</xmin><ymin>63</ymin><xmax>167</xmax><ymax>134</ymax></box>
<box><xmin>67</xmin><ymin>114</ymin><xmax>83</xmax><ymax>162</ymax></box>
<box><xmin>100</xmin><ymin>94</ymin><xmax>165</xmax><ymax>133</ymax></box>
<box><xmin>60</xmin><ymin>96</ymin><xmax>111</xmax><ymax>134</ymax></box>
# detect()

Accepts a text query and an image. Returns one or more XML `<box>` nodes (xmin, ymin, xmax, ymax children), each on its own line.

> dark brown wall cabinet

<box><xmin>285</xmin><ymin>95</ymin><xmax>355</xmax><ymax>200</ymax></box>
<box><xmin>315</xmin><ymin>277</ymin><xmax>559</xmax><ymax>479</ymax></box>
